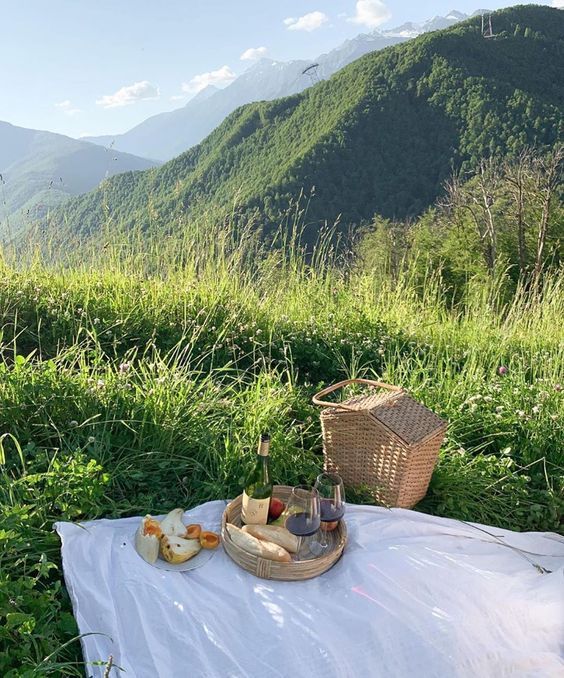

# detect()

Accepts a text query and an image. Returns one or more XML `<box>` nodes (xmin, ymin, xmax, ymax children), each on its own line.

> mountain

<box><xmin>0</xmin><ymin>122</ymin><xmax>157</xmax><ymax>235</ymax></box>
<box><xmin>83</xmin><ymin>10</ymin><xmax>482</xmax><ymax>162</ymax></box>
<box><xmin>47</xmin><ymin>6</ymin><xmax>564</xmax><ymax>245</ymax></box>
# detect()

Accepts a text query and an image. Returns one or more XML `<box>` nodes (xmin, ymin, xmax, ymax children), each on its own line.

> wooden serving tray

<box><xmin>221</xmin><ymin>485</ymin><xmax>347</xmax><ymax>580</ymax></box>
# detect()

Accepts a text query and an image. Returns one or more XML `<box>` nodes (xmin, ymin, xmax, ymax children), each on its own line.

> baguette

<box><xmin>226</xmin><ymin>524</ymin><xmax>291</xmax><ymax>563</ymax></box>
<box><xmin>241</xmin><ymin>524</ymin><xmax>299</xmax><ymax>554</ymax></box>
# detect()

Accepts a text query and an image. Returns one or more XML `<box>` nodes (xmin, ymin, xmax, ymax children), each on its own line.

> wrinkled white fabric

<box><xmin>55</xmin><ymin>503</ymin><xmax>564</xmax><ymax>678</ymax></box>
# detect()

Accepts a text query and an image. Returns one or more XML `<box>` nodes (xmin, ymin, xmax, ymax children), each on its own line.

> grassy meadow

<box><xmin>0</xmin><ymin>224</ymin><xmax>562</xmax><ymax>674</ymax></box>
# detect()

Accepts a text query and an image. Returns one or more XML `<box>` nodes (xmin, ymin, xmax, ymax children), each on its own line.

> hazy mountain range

<box><xmin>83</xmin><ymin>10</ymin><xmax>488</xmax><ymax>161</ymax></box>
<box><xmin>50</xmin><ymin>6</ymin><xmax>563</xmax><ymax>246</ymax></box>
<box><xmin>0</xmin><ymin>122</ymin><xmax>157</xmax><ymax>235</ymax></box>
<box><xmin>0</xmin><ymin>8</ymin><xmax>491</xmax><ymax>235</ymax></box>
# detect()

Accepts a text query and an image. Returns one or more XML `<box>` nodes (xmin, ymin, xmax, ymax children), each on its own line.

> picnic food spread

<box><xmin>135</xmin><ymin>509</ymin><xmax>220</xmax><ymax>566</ymax></box>
<box><xmin>133</xmin><ymin>381</ymin><xmax>446</xmax><ymax>578</ymax></box>
<box><xmin>133</xmin><ymin>431</ymin><xmax>349</xmax><ymax>578</ymax></box>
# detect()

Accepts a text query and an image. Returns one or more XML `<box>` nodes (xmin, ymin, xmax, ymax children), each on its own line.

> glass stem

<box><xmin>296</xmin><ymin>536</ymin><xmax>303</xmax><ymax>561</ymax></box>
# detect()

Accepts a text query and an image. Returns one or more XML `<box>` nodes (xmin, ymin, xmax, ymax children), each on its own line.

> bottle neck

<box><xmin>257</xmin><ymin>438</ymin><xmax>270</xmax><ymax>457</ymax></box>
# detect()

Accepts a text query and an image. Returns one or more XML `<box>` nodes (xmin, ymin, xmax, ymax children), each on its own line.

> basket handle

<box><xmin>312</xmin><ymin>378</ymin><xmax>402</xmax><ymax>411</ymax></box>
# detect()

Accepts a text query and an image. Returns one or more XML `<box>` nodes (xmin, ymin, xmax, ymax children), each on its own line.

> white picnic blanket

<box><xmin>55</xmin><ymin>502</ymin><xmax>564</xmax><ymax>678</ymax></box>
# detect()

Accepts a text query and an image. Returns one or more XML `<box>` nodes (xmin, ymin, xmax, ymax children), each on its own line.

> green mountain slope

<box><xmin>0</xmin><ymin>122</ymin><xmax>157</xmax><ymax>237</ymax></box>
<box><xmin>47</xmin><ymin>6</ymin><xmax>563</xmax><ymax>241</ymax></box>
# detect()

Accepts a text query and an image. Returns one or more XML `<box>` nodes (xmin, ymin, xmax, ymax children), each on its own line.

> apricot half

<box><xmin>185</xmin><ymin>524</ymin><xmax>202</xmax><ymax>540</ymax></box>
<box><xmin>199</xmin><ymin>531</ymin><xmax>220</xmax><ymax>549</ymax></box>
<box><xmin>143</xmin><ymin>516</ymin><xmax>163</xmax><ymax>538</ymax></box>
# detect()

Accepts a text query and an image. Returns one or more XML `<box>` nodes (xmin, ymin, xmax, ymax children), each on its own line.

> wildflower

<box><xmin>516</xmin><ymin>410</ymin><xmax>525</xmax><ymax>418</ymax></box>
<box><xmin>555</xmin><ymin>384</ymin><xmax>562</xmax><ymax>392</ymax></box>
<box><xmin>105</xmin><ymin>330</ymin><xmax>112</xmax><ymax>337</ymax></box>
<box><xmin>119</xmin><ymin>362</ymin><xmax>131</xmax><ymax>374</ymax></box>
<box><xmin>88</xmin><ymin>436</ymin><xmax>96</xmax><ymax>444</ymax></box>
<box><xmin>93</xmin><ymin>318</ymin><xmax>100</xmax><ymax>325</ymax></box>
<box><xmin>550</xmin><ymin>414</ymin><xmax>558</xmax><ymax>421</ymax></box>
<box><xmin>96</xmin><ymin>379</ymin><xmax>105</xmax><ymax>388</ymax></box>
<box><xmin>498</xmin><ymin>366</ymin><xmax>508</xmax><ymax>376</ymax></box>
<box><xmin>532</xmin><ymin>405</ymin><xmax>540</xmax><ymax>414</ymax></box>
<box><xmin>496</xmin><ymin>406</ymin><xmax>504</xmax><ymax>413</ymax></box>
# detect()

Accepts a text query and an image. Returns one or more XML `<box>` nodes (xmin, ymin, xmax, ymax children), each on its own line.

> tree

<box><xmin>531</xmin><ymin>144</ymin><xmax>563</xmax><ymax>286</ymax></box>
<box><xmin>442</xmin><ymin>159</ymin><xmax>502</xmax><ymax>277</ymax></box>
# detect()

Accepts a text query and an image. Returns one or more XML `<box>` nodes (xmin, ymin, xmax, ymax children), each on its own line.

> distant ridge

<box><xmin>0</xmin><ymin>121</ymin><xmax>157</xmax><ymax>236</ymax></box>
<box><xmin>48</xmin><ymin>6</ymin><xmax>564</xmax><ymax>244</ymax></box>
<box><xmin>83</xmin><ymin>10</ymin><xmax>483</xmax><ymax>162</ymax></box>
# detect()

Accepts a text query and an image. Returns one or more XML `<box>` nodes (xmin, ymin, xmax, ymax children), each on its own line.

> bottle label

<box><xmin>242</xmin><ymin>492</ymin><xmax>269</xmax><ymax>525</ymax></box>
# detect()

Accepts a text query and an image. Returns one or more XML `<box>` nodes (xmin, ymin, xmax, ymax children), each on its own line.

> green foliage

<box><xmin>360</xmin><ymin>146</ymin><xmax>563</xmax><ymax>296</ymax></box>
<box><xmin>1</xmin><ymin>220</ymin><xmax>563</xmax><ymax>673</ymax></box>
<box><xmin>38</xmin><ymin>6</ymin><xmax>564</xmax><ymax>246</ymax></box>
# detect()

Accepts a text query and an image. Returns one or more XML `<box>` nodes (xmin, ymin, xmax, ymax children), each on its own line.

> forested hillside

<box><xmin>44</xmin><ymin>6</ymin><xmax>563</xmax><ymax>242</ymax></box>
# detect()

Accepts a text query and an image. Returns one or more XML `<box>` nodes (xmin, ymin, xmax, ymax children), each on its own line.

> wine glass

<box><xmin>312</xmin><ymin>472</ymin><xmax>345</xmax><ymax>553</ymax></box>
<box><xmin>284</xmin><ymin>485</ymin><xmax>321</xmax><ymax>561</ymax></box>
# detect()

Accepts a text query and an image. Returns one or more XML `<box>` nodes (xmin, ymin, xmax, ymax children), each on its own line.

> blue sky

<box><xmin>1</xmin><ymin>0</ymin><xmax>554</xmax><ymax>139</ymax></box>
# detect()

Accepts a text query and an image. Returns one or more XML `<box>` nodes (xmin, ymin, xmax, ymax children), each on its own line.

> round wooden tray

<box><xmin>221</xmin><ymin>485</ymin><xmax>347</xmax><ymax>580</ymax></box>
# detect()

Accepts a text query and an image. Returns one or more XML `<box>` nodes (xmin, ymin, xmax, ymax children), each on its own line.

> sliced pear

<box><xmin>160</xmin><ymin>535</ymin><xmax>202</xmax><ymax>564</ymax></box>
<box><xmin>135</xmin><ymin>517</ymin><xmax>161</xmax><ymax>564</ymax></box>
<box><xmin>160</xmin><ymin>508</ymin><xmax>186</xmax><ymax>537</ymax></box>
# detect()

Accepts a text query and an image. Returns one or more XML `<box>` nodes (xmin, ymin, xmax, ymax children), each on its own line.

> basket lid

<box><xmin>368</xmin><ymin>393</ymin><xmax>447</xmax><ymax>445</ymax></box>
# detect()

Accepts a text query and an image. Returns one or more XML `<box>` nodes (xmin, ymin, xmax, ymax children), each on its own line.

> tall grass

<box><xmin>0</xmin><ymin>224</ymin><xmax>562</xmax><ymax>674</ymax></box>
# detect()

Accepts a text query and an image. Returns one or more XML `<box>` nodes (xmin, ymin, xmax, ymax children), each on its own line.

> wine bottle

<box><xmin>241</xmin><ymin>433</ymin><xmax>272</xmax><ymax>525</ymax></box>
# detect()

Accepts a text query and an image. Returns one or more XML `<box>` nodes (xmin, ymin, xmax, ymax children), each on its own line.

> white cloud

<box><xmin>96</xmin><ymin>81</ymin><xmax>160</xmax><ymax>108</ymax></box>
<box><xmin>240</xmin><ymin>46</ymin><xmax>268</xmax><ymax>61</ymax></box>
<box><xmin>55</xmin><ymin>99</ymin><xmax>81</xmax><ymax>116</ymax></box>
<box><xmin>181</xmin><ymin>65</ymin><xmax>236</xmax><ymax>95</ymax></box>
<box><xmin>348</xmin><ymin>0</ymin><xmax>391</xmax><ymax>29</ymax></box>
<box><xmin>552</xmin><ymin>1</ymin><xmax>564</xmax><ymax>8</ymax></box>
<box><xmin>170</xmin><ymin>94</ymin><xmax>186</xmax><ymax>102</ymax></box>
<box><xmin>284</xmin><ymin>11</ymin><xmax>329</xmax><ymax>32</ymax></box>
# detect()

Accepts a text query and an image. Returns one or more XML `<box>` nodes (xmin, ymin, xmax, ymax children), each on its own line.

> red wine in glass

<box><xmin>320</xmin><ymin>498</ymin><xmax>345</xmax><ymax>523</ymax></box>
<box><xmin>285</xmin><ymin>512</ymin><xmax>321</xmax><ymax>537</ymax></box>
<box><xmin>313</xmin><ymin>473</ymin><xmax>346</xmax><ymax>553</ymax></box>
<box><xmin>284</xmin><ymin>485</ymin><xmax>321</xmax><ymax>560</ymax></box>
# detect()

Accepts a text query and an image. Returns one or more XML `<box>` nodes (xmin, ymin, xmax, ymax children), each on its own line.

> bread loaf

<box><xmin>241</xmin><ymin>524</ymin><xmax>299</xmax><ymax>554</ymax></box>
<box><xmin>226</xmin><ymin>524</ymin><xmax>291</xmax><ymax>562</ymax></box>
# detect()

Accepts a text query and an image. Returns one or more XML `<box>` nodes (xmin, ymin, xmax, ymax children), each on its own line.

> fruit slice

<box><xmin>142</xmin><ymin>516</ymin><xmax>162</xmax><ymax>538</ymax></box>
<box><xmin>199</xmin><ymin>531</ymin><xmax>220</xmax><ymax>549</ymax></box>
<box><xmin>160</xmin><ymin>508</ymin><xmax>186</xmax><ymax>537</ymax></box>
<box><xmin>185</xmin><ymin>524</ymin><xmax>202</xmax><ymax>540</ymax></box>
<box><xmin>160</xmin><ymin>535</ymin><xmax>202</xmax><ymax>564</ymax></box>
<box><xmin>135</xmin><ymin>516</ymin><xmax>162</xmax><ymax>564</ymax></box>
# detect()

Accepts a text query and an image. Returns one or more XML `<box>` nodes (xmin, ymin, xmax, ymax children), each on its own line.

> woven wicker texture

<box><xmin>221</xmin><ymin>486</ymin><xmax>347</xmax><ymax>581</ymax></box>
<box><xmin>371</xmin><ymin>394</ymin><xmax>447</xmax><ymax>445</ymax></box>
<box><xmin>314</xmin><ymin>380</ymin><xmax>447</xmax><ymax>509</ymax></box>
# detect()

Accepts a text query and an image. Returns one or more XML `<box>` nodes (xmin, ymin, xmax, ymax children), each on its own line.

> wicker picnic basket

<box><xmin>221</xmin><ymin>485</ymin><xmax>347</xmax><ymax>581</ymax></box>
<box><xmin>313</xmin><ymin>379</ymin><xmax>447</xmax><ymax>508</ymax></box>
